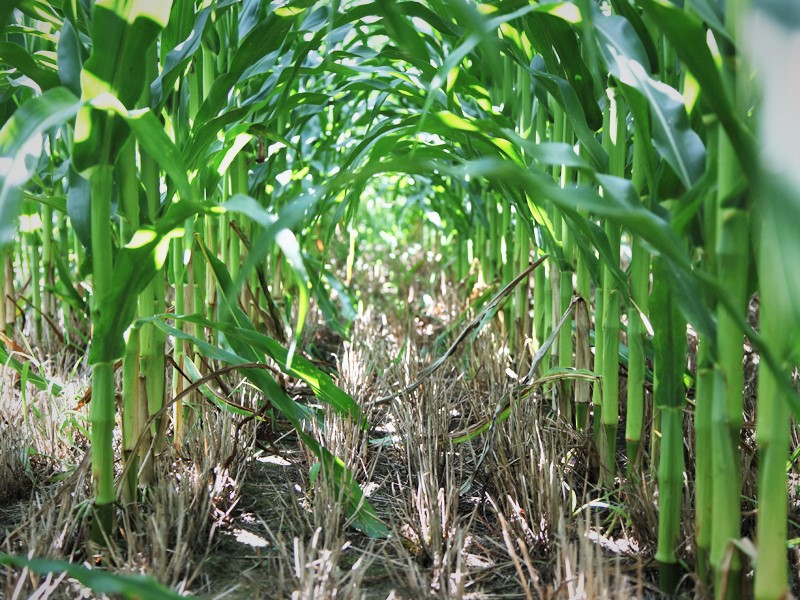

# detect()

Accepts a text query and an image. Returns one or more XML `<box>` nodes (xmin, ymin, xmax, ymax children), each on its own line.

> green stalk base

<box><xmin>91</xmin><ymin>502</ymin><xmax>115</xmax><ymax>547</ymax></box>
<box><xmin>575</xmin><ymin>403</ymin><xmax>589</xmax><ymax>430</ymax></box>
<box><xmin>601</xmin><ymin>424</ymin><xmax>617</xmax><ymax>488</ymax></box>
<box><xmin>122</xmin><ymin>452</ymin><xmax>138</xmax><ymax>504</ymax></box>
<box><xmin>626</xmin><ymin>440</ymin><xmax>640</xmax><ymax>479</ymax></box>
<box><xmin>658</xmin><ymin>560</ymin><xmax>681</xmax><ymax>596</ymax></box>
<box><xmin>592</xmin><ymin>403</ymin><xmax>603</xmax><ymax>449</ymax></box>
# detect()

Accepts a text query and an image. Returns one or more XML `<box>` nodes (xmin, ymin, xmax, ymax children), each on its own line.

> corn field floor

<box><xmin>1</xmin><ymin>250</ymin><xmax>799</xmax><ymax>599</ymax></box>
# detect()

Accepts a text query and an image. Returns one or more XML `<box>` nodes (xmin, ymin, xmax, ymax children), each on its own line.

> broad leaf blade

<box><xmin>594</xmin><ymin>13</ymin><xmax>706</xmax><ymax>188</ymax></box>
<box><xmin>0</xmin><ymin>87</ymin><xmax>81</xmax><ymax>246</ymax></box>
<box><xmin>89</xmin><ymin>199</ymin><xmax>205</xmax><ymax>363</ymax></box>
<box><xmin>0</xmin><ymin>555</ymin><xmax>182</xmax><ymax>600</ymax></box>
<box><xmin>637</xmin><ymin>0</ymin><xmax>756</xmax><ymax>179</ymax></box>
<box><xmin>73</xmin><ymin>0</ymin><xmax>173</xmax><ymax>171</ymax></box>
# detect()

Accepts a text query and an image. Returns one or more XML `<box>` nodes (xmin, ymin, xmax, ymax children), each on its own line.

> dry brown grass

<box><xmin>0</xmin><ymin>351</ymin><xmax>256</xmax><ymax>598</ymax></box>
<box><xmin>2</xmin><ymin>249</ymin><xmax>795</xmax><ymax>599</ymax></box>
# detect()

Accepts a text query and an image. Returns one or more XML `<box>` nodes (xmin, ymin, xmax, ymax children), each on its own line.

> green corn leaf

<box><xmin>745</xmin><ymin>3</ymin><xmax>800</xmax><ymax>359</ymax></box>
<box><xmin>52</xmin><ymin>247</ymin><xmax>89</xmax><ymax>314</ymax></box>
<box><xmin>180</xmin><ymin>312</ymin><xmax>364</xmax><ymax>425</ymax></box>
<box><xmin>0</xmin><ymin>1</ymin><xmax>24</xmax><ymax>35</ymax></box>
<box><xmin>15</xmin><ymin>2</ymin><xmax>62</xmax><ymax>28</ymax></box>
<box><xmin>56</xmin><ymin>18</ymin><xmax>84</xmax><ymax>96</ymax></box>
<box><xmin>150</xmin><ymin>0</ymin><xmax>238</xmax><ymax>110</ymax></box>
<box><xmin>79</xmin><ymin>0</ymin><xmax>171</xmax><ymax>104</ymax></box>
<box><xmin>150</xmin><ymin>6</ymin><xmax>212</xmax><ymax>109</ymax></box>
<box><xmin>225</xmin><ymin>318</ymin><xmax>357</xmax><ymax>420</ymax></box>
<box><xmin>193</xmin><ymin>10</ymin><xmax>293</xmax><ymax>126</ymax></box>
<box><xmin>686</xmin><ymin>0</ymin><xmax>732</xmax><ymax>44</ymax></box>
<box><xmin>400</xmin><ymin>2</ymin><xmax>460</xmax><ymax>37</ymax></box>
<box><xmin>159</xmin><ymin>0</ymin><xmax>196</xmax><ymax>59</ymax></box>
<box><xmin>0</xmin><ymin>343</ymin><xmax>61</xmax><ymax>395</ymax></box>
<box><xmin>22</xmin><ymin>191</ymin><xmax>67</xmax><ymax>214</ymax></box>
<box><xmin>79</xmin><ymin>93</ymin><xmax>194</xmax><ymax>202</ymax></box>
<box><xmin>0</xmin><ymin>555</ymin><xmax>182</xmax><ymax>600</ymax></box>
<box><xmin>275</xmin><ymin>229</ymin><xmax>311</xmax><ymax>357</ymax></box>
<box><xmin>64</xmin><ymin>100</ymin><xmax>175</xmax><ymax>252</ymax></box>
<box><xmin>143</xmin><ymin>314</ymin><xmax>387</xmax><ymax>537</ymax></box>
<box><xmin>142</xmin><ymin>315</ymin><xmax>311</xmax><ymax>426</ymax></box>
<box><xmin>221</xmin><ymin>194</ymin><xmax>317</xmax><ymax>339</ymax></box>
<box><xmin>190</xmin><ymin>230</ymin><xmax>384</xmax><ymax>535</ymax></box>
<box><xmin>73</xmin><ymin>0</ymin><xmax>173</xmax><ymax>171</ymax></box>
<box><xmin>608</xmin><ymin>0</ymin><xmax>658</xmax><ymax>71</ymax></box>
<box><xmin>394</xmin><ymin>156</ymin><xmax>716</xmax><ymax>337</ymax></box>
<box><xmin>179</xmin><ymin>351</ymin><xmax>254</xmax><ymax>416</ymax></box>
<box><xmin>374</xmin><ymin>0</ymin><xmax>429</xmax><ymax>61</ymax></box>
<box><xmin>62</xmin><ymin>0</ymin><xmax>91</xmax><ymax>35</ymax></box>
<box><xmin>238</xmin><ymin>0</ymin><xmax>264</xmax><ymax>39</ymax></box>
<box><xmin>0</xmin><ymin>86</ymin><xmax>81</xmax><ymax>246</ymax></box>
<box><xmin>524</xmin><ymin>11</ymin><xmax>602</xmax><ymax>130</ymax></box>
<box><xmin>66</xmin><ymin>166</ymin><xmax>91</xmax><ymax>250</ymax></box>
<box><xmin>755</xmin><ymin>185</ymin><xmax>800</xmax><ymax>358</ymax></box>
<box><xmin>416</xmin><ymin>5</ymin><xmax>536</xmax><ymax>131</ymax></box>
<box><xmin>306</xmin><ymin>257</ymin><xmax>355</xmax><ymax>339</ymax></box>
<box><xmin>593</xmin><ymin>12</ymin><xmax>706</xmax><ymax>188</ymax></box>
<box><xmin>89</xmin><ymin>199</ymin><xmax>206</xmax><ymax>363</ymax></box>
<box><xmin>637</xmin><ymin>0</ymin><xmax>757</xmax><ymax>180</ymax></box>
<box><xmin>309</xmin><ymin>444</ymin><xmax>388</xmax><ymax>538</ymax></box>
<box><xmin>183</xmin><ymin>107</ymin><xmax>250</xmax><ymax>170</ymax></box>
<box><xmin>198</xmin><ymin>229</ymin><xmax>310</xmax><ymax>367</ymax></box>
<box><xmin>527</xmin><ymin>63</ymin><xmax>609</xmax><ymax>171</ymax></box>
<box><xmin>0</xmin><ymin>41</ymin><xmax>61</xmax><ymax>90</ymax></box>
<box><xmin>122</xmin><ymin>107</ymin><xmax>191</xmax><ymax>201</ymax></box>
<box><xmin>195</xmin><ymin>235</ymin><xmax>322</xmax><ymax>424</ymax></box>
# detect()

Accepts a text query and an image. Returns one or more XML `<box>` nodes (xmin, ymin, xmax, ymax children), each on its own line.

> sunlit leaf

<box><xmin>0</xmin><ymin>87</ymin><xmax>81</xmax><ymax>246</ymax></box>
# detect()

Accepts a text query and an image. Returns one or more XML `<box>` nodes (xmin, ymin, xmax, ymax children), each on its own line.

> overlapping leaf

<box><xmin>73</xmin><ymin>0</ymin><xmax>173</xmax><ymax>171</ymax></box>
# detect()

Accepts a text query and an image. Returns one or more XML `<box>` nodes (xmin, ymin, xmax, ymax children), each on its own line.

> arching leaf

<box><xmin>0</xmin><ymin>87</ymin><xmax>81</xmax><ymax>246</ymax></box>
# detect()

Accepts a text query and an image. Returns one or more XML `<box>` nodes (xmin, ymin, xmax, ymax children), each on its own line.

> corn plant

<box><xmin>1</xmin><ymin>0</ymin><xmax>799</xmax><ymax>598</ymax></box>
<box><xmin>0</xmin><ymin>0</ymin><xmax>389</xmax><ymax>542</ymax></box>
